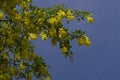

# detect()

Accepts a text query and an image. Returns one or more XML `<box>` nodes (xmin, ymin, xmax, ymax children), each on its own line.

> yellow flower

<box><xmin>14</xmin><ymin>53</ymin><xmax>20</xmax><ymax>60</ymax></box>
<box><xmin>57</xmin><ymin>10</ymin><xmax>66</xmax><ymax>18</ymax></box>
<box><xmin>58</xmin><ymin>27</ymin><xmax>67</xmax><ymax>38</ymax></box>
<box><xmin>76</xmin><ymin>37</ymin><xmax>85</xmax><ymax>46</ymax></box>
<box><xmin>20</xmin><ymin>1</ymin><xmax>28</xmax><ymax>8</ymax></box>
<box><xmin>67</xmin><ymin>15</ymin><xmax>74</xmax><ymax>20</ymax></box>
<box><xmin>40</xmin><ymin>33</ymin><xmax>47</xmax><ymax>40</ymax></box>
<box><xmin>28</xmin><ymin>33</ymin><xmax>37</xmax><ymax>40</ymax></box>
<box><xmin>24</xmin><ymin>18</ymin><xmax>30</xmax><ymax>25</ymax></box>
<box><xmin>67</xmin><ymin>10</ymin><xmax>72</xmax><ymax>15</ymax></box>
<box><xmin>84</xmin><ymin>35</ymin><xmax>91</xmax><ymax>46</ymax></box>
<box><xmin>46</xmin><ymin>27</ymin><xmax>57</xmax><ymax>37</ymax></box>
<box><xmin>0</xmin><ymin>13</ymin><xmax>4</xmax><ymax>19</ymax></box>
<box><xmin>15</xmin><ymin>13</ymin><xmax>22</xmax><ymax>20</ymax></box>
<box><xmin>66</xmin><ymin>10</ymin><xmax>74</xmax><ymax>20</ymax></box>
<box><xmin>61</xmin><ymin>47</ymin><xmax>67</xmax><ymax>54</ymax></box>
<box><xmin>86</xmin><ymin>16</ymin><xmax>93</xmax><ymax>23</ymax></box>
<box><xmin>19</xmin><ymin>62</ymin><xmax>26</xmax><ymax>70</ymax></box>
<box><xmin>48</xmin><ymin>17</ymin><xmax>58</xmax><ymax>25</ymax></box>
<box><xmin>76</xmin><ymin>35</ymin><xmax>91</xmax><ymax>46</ymax></box>
<box><xmin>24</xmin><ymin>11</ymin><xmax>30</xmax><ymax>18</ymax></box>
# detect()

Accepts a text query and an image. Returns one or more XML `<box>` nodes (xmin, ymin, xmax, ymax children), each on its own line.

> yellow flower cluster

<box><xmin>28</xmin><ymin>33</ymin><xmax>37</xmax><ymax>40</ymax></box>
<box><xmin>0</xmin><ymin>13</ymin><xmax>4</xmax><ymax>19</ymax></box>
<box><xmin>48</xmin><ymin>17</ymin><xmax>59</xmax><ymax>25</ymax></box>
<box><xmin>86</xmin><ymin>16</ymin><xmax>93</xmax><ymax>23</ymax></box>
<box><xmin>15</xmin><ymin>13</ymin><xmax>22</xmax><ymax>21</ymax></box>
<box><xmin>76</xmin><ymin>35</ymin><xmax>91</xmax><ymax>46</ymax></box>
<box><xmin>37</xmin><ymin>18</ymin><xmax>44</xmax><ymax>25</ymax></box>
<box><xmin>48</xmin><ymin>9</ymin><xmax>74</xmax><ymax>25</ymax></box>
<box><xmin>24</xmin><ymin>18</ymin><xmax>30</xmax><ymax>25</ymax></box>
<box><xmin>39</xmin><ymin>64</ymin><xmax>47</xmax><ymax>75</ymax></box>
<box><xmin>84</xmin><ymin>36</ymin><xmax>91</xmax><ymax>46</ymax></box>
<box><xmin>40</xmin><ymin>33</ymin><xmax>47</xmax><ymax>40</ymax></box>
<box><xmin>46</xmin><ymin>27</ymin><xmax>57</xmax><ymax>38</ymax></box>
<box><xmin>19</xmin><ymin>62</ymin><xmax>26</xmax><ymax>70</ymax></box>
<box><xmin>59</xmin><ymin>27</ymin><xmax>67</xmax><ymax>39</ymax></box>
<box><xmin>14</xmin><ymin>53</ymin><xmax>20</xmax><ymax>60</ymax></box>
<box><xmin>66</xmin><ymin>10</ymin><xmax>74</xmax><ymax>20</ymax></box>
<box><xmin>61</xmin><ymin>46</ymin><xmax>67</xmax><ymax>54</ymax></box>
<box><xmin>24</xmin><ymin>11</ymin><xmax>30</xmax><ymax>18</ymax></box>
<box><xmin>57</xmin><ymin>10</ymin><xmax>66</xmax><ymax>18</ymax></box>
<box><xmin>20</xmin><ymin>1</ymin><xmax>28</xmax><ymax>9</ymax></box>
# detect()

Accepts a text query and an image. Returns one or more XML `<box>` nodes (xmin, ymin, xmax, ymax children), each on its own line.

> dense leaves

<box><xmin>0</xmin><ymin>0</ymin><xmax>93</xmax><ymax>80</ymax></box>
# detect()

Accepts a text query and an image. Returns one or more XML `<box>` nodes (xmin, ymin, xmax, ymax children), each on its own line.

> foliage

<box><xmin>0</xmin><ymin>0</ymin><xmax>93</xmax><ymax>80</ymax></box>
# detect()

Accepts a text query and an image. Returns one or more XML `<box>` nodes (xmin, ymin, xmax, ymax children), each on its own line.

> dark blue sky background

<box><xmin>33</xmin><ymin>0</ymin><xmax>120</xmax><ymax>80</ymax></box>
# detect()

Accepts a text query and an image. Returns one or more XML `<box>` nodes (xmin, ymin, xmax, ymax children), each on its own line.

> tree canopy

<box><xmin>0</xmin><ymin>0</ymin><xmax>93</xmax><ymax>80</ymax></box>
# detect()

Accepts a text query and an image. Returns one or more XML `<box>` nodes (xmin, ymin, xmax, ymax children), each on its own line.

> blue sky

<box><xmin>33</xmin><ymin>0</ymin><xmax>120</xmax><ymax>80</ymax></box>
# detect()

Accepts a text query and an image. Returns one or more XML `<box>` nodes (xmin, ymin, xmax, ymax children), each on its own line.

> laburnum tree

<box><xmin>0</xmin><ymin>0</ymin><xmax>93</xmax><ymax>80</ymax></box>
